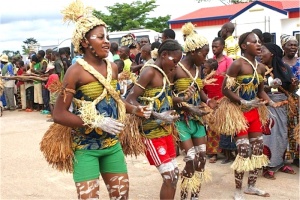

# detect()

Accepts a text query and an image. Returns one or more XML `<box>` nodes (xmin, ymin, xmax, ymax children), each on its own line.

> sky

<box><xmin>0</xmin><ymin>0</ymin><xmax>223</xmax><ymax>54</ymax></box>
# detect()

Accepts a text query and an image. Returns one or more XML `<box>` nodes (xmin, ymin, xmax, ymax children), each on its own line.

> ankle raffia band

<box><xmin>181</xmin><ymin>174</ymin><xmax>201</xmax><ymax>194</ymax></box>
<box><xmin>231</xmin><ymin>155</ymin><xmax>254</xmax><ymax>172</ymax></box>
<box><xmin>251</xmin><ymin>154</ymin><xmax>269</xmax><ymax>169</ymax></box>
<box><xmin>194</xmin><ymin>170</ymin><xmax>212</xmax><ymax>184</ymax></box>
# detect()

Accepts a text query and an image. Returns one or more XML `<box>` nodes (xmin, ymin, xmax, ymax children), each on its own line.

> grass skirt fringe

<box><xmin>231</xmin><ymin>155</ymin><xmax>254</xmax><ymax>172</ymax></box>
<box><xmin>181</xmin><ymin>174</ymin><xmax>201</xmax><ymax>194</ymax></box>
<box><xmin>40</xmin><ymin>123</ymin><xmax>74</xmax><ymax>173</ymax></box>
<box><xmin>200</xmin><ymin>102</ymin><xmax>214</xmax><ymax>126</ymax></box>
<box><xmin>257</xmin><ymin>105</ymin><xmax>269</xmax><ymax>127</ymax></box>
<box><xmin>209</xmin><ymin>97</ymin><xmax>248</xmax><ymax>136</ymax></box>
<box><xmin>119</xmin><ymin>114</ymin><xmax>146</xmax><ymax>157</ymax></box>
<box><xmin>251</xmin><ymin>154</ymin><xmax>269</xmax><ymax>169</ymax></box>
<box><xmin>294</xmin><ymin>123</ymin><xmax>300</xmax><ymax>144</ymax></box>
<box><xmin>194</xmin><ymin>170</ymin><xmax>212</xmax><ymax>184</ymax></box>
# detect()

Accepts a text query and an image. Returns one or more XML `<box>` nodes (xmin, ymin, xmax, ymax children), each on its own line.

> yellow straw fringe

<box><xmin>0</xmin><ymin>78</ymin><xmax>4</xmax><ymax>96</ymax></box>
<box><xmin>40</xmin><ymin>123</ymin><xmax>74</xmax><ymax>173</ymax></box>
<box><xmin>194</xmin><ymin>170</ymin><xmax>212</xmax><ymax>184</ymax></box>
<box><xmin>209</xmin><ymin>97</ymin><xmax>248</xmax><ymax>136</ymax></box>
<box><xmin>231</xmin><ymin>155</ymin><xmax>254</xmax><ymax>172</ymax></box>
<box><xmin>294</xmin><ymin>123</ymin><xmax>300</xmax><ymax>144</ymax></box>
<box><xmin>257</xmin><ymin>105</ymin><xmax>269</xmax><ymax>127</ymax></box>
<box><xmin>251</xmin><ymin>154</ymin><xmax>269</xmax><ymax>169</ymax></box>
<box><xmin>200</xmin><ymin>102</ymin><xmax>214</xmax><ymax>126</ymax></box>
<box><xmin>119</xmin><ymin>114</ymin><xmax>146</xmax><ymax>157</ymax></box>
<box><xmin>181</xmin><ymin>22</ymin><xmax>208</xmax><ymax>52</ymax></box>
<box><xmin>181</xmin><ymin>174</ymin><xmax>201</xmax><ymax>194</ymax></box>
<box><xmin>225</xmin><ymin>75</ymin><xmax>237</xmax><ymax>89</ymax></box>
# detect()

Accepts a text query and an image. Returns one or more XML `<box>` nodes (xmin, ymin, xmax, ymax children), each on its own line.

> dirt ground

<box><xmin>0</xmin><ymin>110</ymin><xmax>299</xmax><ymax>200</ymax></box>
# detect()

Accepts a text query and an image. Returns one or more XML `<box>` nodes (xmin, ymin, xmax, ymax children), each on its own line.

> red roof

<box><xmin>172</xmin><ymin>3</ymin><xmax>251</xmax><ymax>21</ymax></box>
<box><xmin>169</xmin><ymin>0</ymin><xmax>299</xmax><ymax>23</ymax></box>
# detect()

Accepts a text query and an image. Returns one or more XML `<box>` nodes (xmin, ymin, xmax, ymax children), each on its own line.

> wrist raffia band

<box><xmin>268</xmin><ymin>100</ymin><xmax>275</xmax><ymax>107</ymax></box>
<box><xmin>206</xmin><ymin>98</ymin><xmax>211</xmax><ymax>104</ymax></box>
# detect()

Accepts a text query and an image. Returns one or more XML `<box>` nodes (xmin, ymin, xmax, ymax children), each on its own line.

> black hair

<box><xmin>59</xmin><ymin>47</ymin><xmax>71</xmax><ymax>55</ymax></box>
<box><xmin>38</xmin><ymin>50</ymin><xmax>45</xmax><ymax>58</ymax></box>
<box><xmin>114</xmin><ymin>59</ymin><xmax>124</xmax><ymax>68</ymax></box>
<box><xmin>252</xmin><ymin>28</ymin><xmax>263</xmax><ymax>42</ymax></box>
<box><xmin>157</xmin><ymin>39</ymin><xmax>182</xmax><ymax>56</ymax></box>
<box><xmin>217</xmin><ymin>30</ymin><xmax>221</xmax><ymax>37</ymax></box>
<box><xmin>238</xmin><ymin>32</ymin><xmax>252</xmax><ymax>53</ymax></box>
<box><xmin>46</xmin><ymin>49</ymin><xmax>53</xmax><ymax>54</ymax></box>
<box><xmin>162</xmin><ymin>29</ymin><xmax>176</xmax><ymax>40</ymax></box>
<box><xmin>31</xmin><ymin>54</ymin><xmax>39</xmax><ymax>63</ymax></box>
<box><xmin>205</xmin><ymin>58</ymin><xmax>218</xmax><ymax>70</ymax></box>
<box><xmin>264</xmin><ymin>43</ymin><xmax>293</xmax><ymax>88</ymax></box>
<box><xmin>120</xmin><ymin>46</ymin><xmax>130</xmax><ymax>55</ymax></box>
<box><xmin>151</xmin><ymin>41</ymin><xmax>161</xmax><ymax>50</ymax></box>
<box><xmin>110</xmin><ymin>42</ymin><xmax>119</xmax><ymax>53</ymax></box>
<box><xmin>52</xmin><ymin>51</ymin><xmax>61</xmax><ymax>57</ymax></box>
<box><xmin>262</xmin><ymin>32</ymin><xmax>272</xmax><ymax>44</ymax></box>
<box><xmin>114</xmin><ymin>59</ymin><xmax>124</xmax><ymax>73</ymax></box>
<box><xmin>17</xmin><ymin>60</ymin><xmax>24</xmax><ymax>66</ymax></box>
<box><xmin>213</xmin><ymin>37</ymin><xmax>225</xmax><ymax>46</ymax></box>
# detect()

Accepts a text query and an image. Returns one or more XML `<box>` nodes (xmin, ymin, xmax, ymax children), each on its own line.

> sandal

<box><xmin>244</xmin><ymin>186</ymin><xmax>270</xmax><ymax>197</ymax></box>
<box><xmin>280</xmin><ymin>165</ymin><xmax>296</xmax><ymax>174</ymax></box>
<box><xmin>263</xmin><ymin>170</ymin><xmax>276</xmax><ymax>180</ymax></box>
<box><xmin>209</xmin><ymin>155</ymin><xmax>217</xmax><ymax>163</ymax></box>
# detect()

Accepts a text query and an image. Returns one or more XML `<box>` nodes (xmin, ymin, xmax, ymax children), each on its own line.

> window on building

<box><xmin>271</xmin><ymin>33</ymin><xmax>276</xmax><ymax>44</ymax></box>
<box><xmin>293</xmin><ymin>31</ymin><xmax>300</xmax><ymax>43</ymax></box>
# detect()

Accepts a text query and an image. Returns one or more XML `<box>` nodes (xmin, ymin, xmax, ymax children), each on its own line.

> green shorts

<box><xmin>73</xmin><ymin>142</ymin><xmax>127</xmax><ymax>183</ymax></box>
<box><xmin>176</xmin><ymin>120</ymin><xmax>206</xmax><ymax>142</ymax></box>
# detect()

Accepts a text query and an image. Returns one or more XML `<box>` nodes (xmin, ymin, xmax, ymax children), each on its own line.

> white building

<box><xmin>168</xmin><ymin>0</ymin><xmax>299</xmax><ymax>56</ymax></box>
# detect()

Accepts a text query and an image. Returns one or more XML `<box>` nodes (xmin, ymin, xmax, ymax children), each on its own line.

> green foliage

<box><xmin>23</xmin><ymin>38</ymin><xmax>38</xmax><ymax>45</ymax></box>
<box><xmin>93</xmin><ymin>0</ymin><xmax>170</xmax><ymax>32</ymax></box>
<box><xmin>145</xmin><ymin>16</ymin><xmax>171</xmax><ymax>32</ymax></box>
<box><xmin>22</xmin><ymin>37</ymin><xmax>38</xmax><ymax>55</ymax></box>
<box><xmin>2</xmin><ymin>50</ymin><xmax>20</xmax><ymax>57</ymax></box>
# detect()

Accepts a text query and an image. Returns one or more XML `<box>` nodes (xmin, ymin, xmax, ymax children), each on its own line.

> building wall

<box><xmin>171</xmin><ymin>4</ymin><xmax>297</xmax><ymax>57</ymax></box>
<box><xmin>231</xmin><ymin>4</ymin><xmax>288</xmax><ymax>44</ymax></box>
<box><xmin>173</xmin><ymin>25</ymin><xmax>223</xmax><ymax>58</ymax></box>
<box><xmin>281</xmin><ymin>17</ymin><xmax>300</xmax><ymax>38</ymax></box>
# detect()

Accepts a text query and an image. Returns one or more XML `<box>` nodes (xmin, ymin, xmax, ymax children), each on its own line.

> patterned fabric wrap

<box><xmin>138</xmin><ymin>86</ymin><xmax>173</xmax><ymax>139</ymax></box>
<box><xmin>235</xmin><ymin>74</ymin><xmax>263</xmax><ymax>100</ymax></box>
<box><xmin>72</xmin><ymin>80</ymin><xmax>120</xmax><ymax>150</ymax></box>
<box><xmin>174</xmin><ymin>77</ymin><xmax>203</xmax><ymax>121</ymax></box>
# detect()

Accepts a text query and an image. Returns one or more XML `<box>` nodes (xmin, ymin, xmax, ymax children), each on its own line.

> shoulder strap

<box><xmin>177</xmin><ymin>62</ymin><xmax>200</xmax><ymax>90</ymax></box>
<box><xmin>77</xmin><ymin>58</ymin><xmax>126</xmax><ymax>121</ymax></box>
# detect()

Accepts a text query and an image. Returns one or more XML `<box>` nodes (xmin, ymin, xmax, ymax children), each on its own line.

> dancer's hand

<box><xmin>240</xmin><ymin>99</ymin><xmax>266</xmax><ymax>107</ymax></box>
<box><xmin>268</xmin><ymin>100</ymin><xmax>287</xmax><ymax>108</ymax></box>
<box><xmin>132</xmin><ymin>105</ymin><xmax>152</xmax><ymax>119</ymax></box>
<box><xmin>207</xmin><ymin>97</ymin><xmax>218</xmax><ymax>109</ymax></box>
<box><xmin>183</xmin><ymin>85</ymin><xmax>196</xmax><ymax>102</ymax></box>
<box><xmin>291</xmin><ymin>77</ymin><xmax>299</xmax><ymax>86</ymax></box>
<box><xmin>152</xmin><ymin>110</ymin><xmax>179</xmax><ymax>124</ymax></box>
<box><xmin>269</xmin><ymin>78</ymin><xmax>282</xmax><ymax>88</ymax></box>
<box><xmin>96</xmin><ymin>117</ymin><xmax>124</xmax><ymax>135</ymax></box>
<box><xmin>187</xmin><ymin>105</ymin><xmax>210</xmax><ymax>117</ymax></box>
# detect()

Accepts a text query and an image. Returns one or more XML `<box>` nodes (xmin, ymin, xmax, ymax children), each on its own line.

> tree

<box><xmin>1</xmin><ymin>50</ymin><xmax>21</xmax><ymax>58</ymax></box>
<box><xmin>93</xmin><ymin>0</ymin><xmax>170</xmax><ymax>32</ymax></box>
<box><xmin>22</xmin><ymin>37</ymin><xmax>38</xmax><ymax>55</ymax></box>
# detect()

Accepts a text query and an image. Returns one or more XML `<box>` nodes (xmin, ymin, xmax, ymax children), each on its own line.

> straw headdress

<box><xmin>182</xmin><ymin>22</ymin><xmax>208</xmax><ymax>52</ymax></box>
<box><xmin>61</xmin><ymin>0</ymin><xmax>107</xmax><ymax>53</ymax></box>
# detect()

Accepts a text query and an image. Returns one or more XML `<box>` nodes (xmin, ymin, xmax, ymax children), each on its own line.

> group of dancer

<box><xmin>41</xmin><ymin>0</ymin><xmax>299</xmax><ymax>200</ymax></box>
